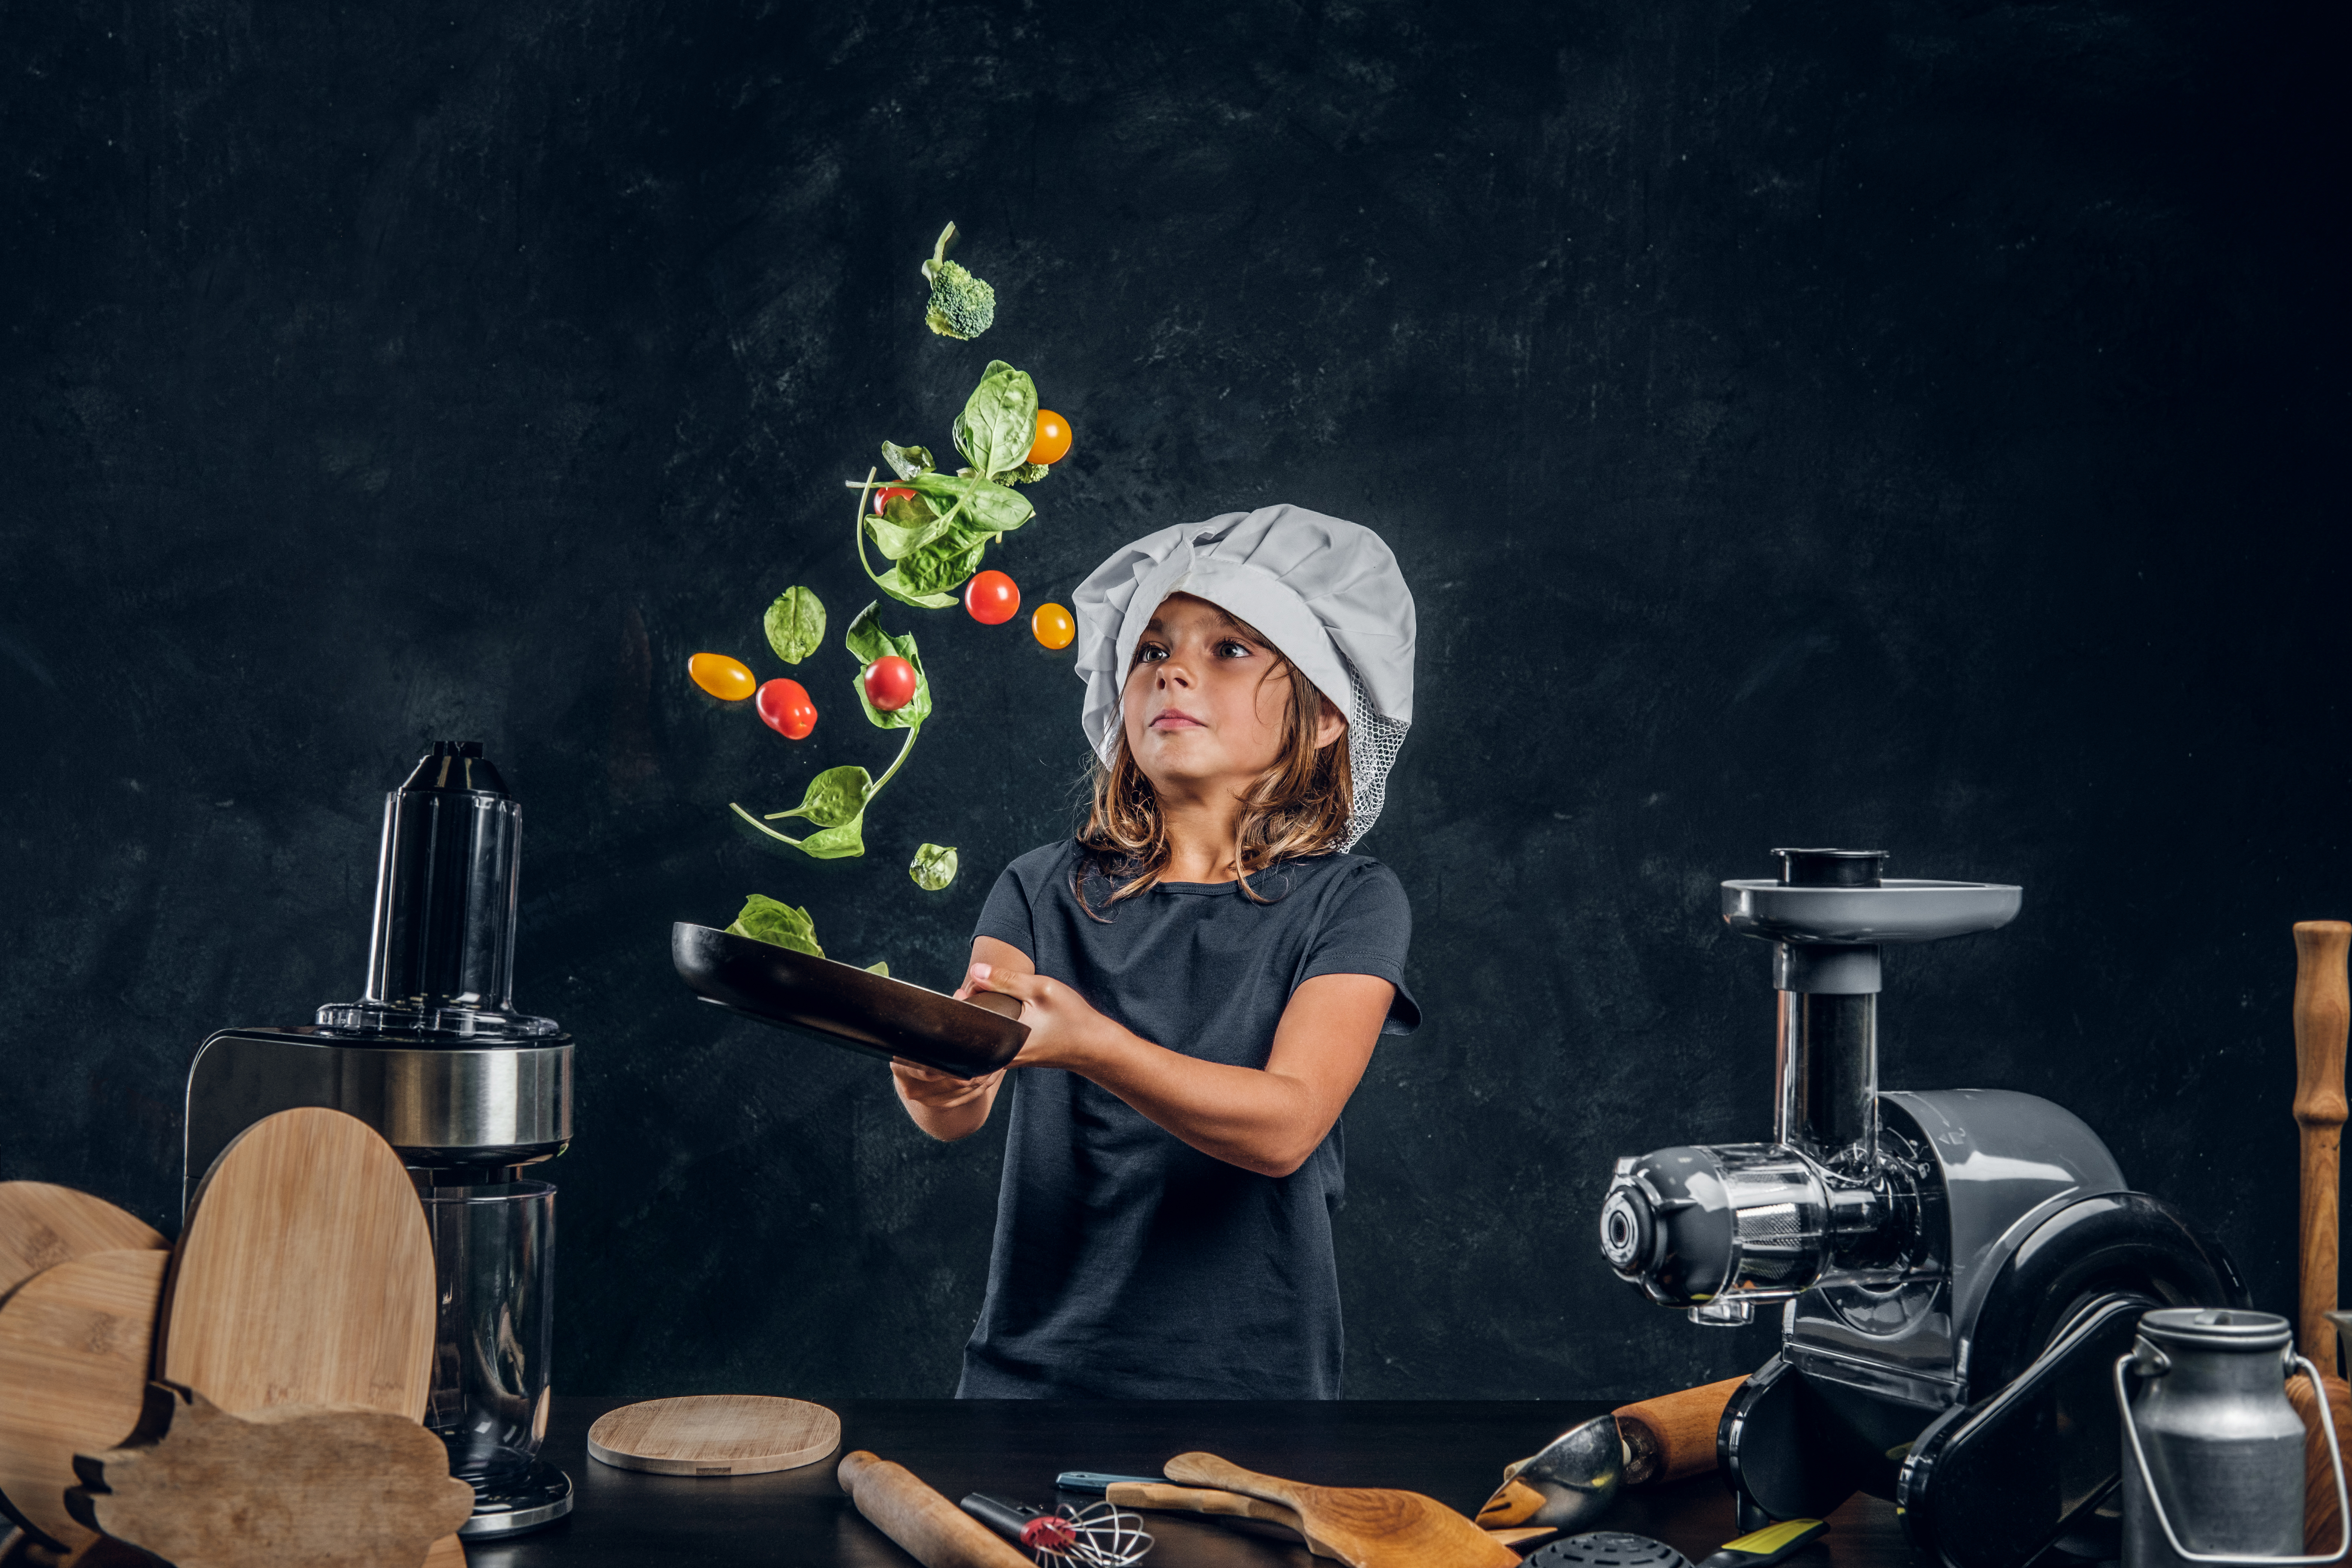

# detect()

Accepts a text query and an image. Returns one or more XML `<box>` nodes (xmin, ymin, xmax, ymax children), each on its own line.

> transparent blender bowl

<box><xmin>422</xmin><ymin>1181</ymin><xmax>555</xmax><ymax>1483</ymax></box>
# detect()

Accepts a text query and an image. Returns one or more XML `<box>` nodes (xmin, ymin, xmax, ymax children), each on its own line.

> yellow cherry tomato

<box><xmin>1027</xmin><ymin>410</ymin><xmax>1072</xmax><ymax>466</ymax></box>
<box><xmin>1031</xmin><ymin>602</ymin><xmax>1076</xmax><ymax>651</ymax></box>
<box><xmin>689</xmin><ymin>651</ymin><xmax>756</xmax><ymax>701</ymax></box>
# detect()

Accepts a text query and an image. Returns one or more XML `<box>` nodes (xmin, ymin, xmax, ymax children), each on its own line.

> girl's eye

<box><xmin>1133</xmin><ymin>642</ymin><xmax>1168</xmax><ymax>664</ymax></box>
<box><xmin>1216</xmin><ymin>640</ymin><xmax>1253</xmax><ymax>658</ymax></box>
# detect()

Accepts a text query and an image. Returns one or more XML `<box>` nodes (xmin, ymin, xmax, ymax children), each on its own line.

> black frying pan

<box><xmin>671</xmin><ymin>922</ymin><xmax>1027</xmax><ymax>1078</ymax></box>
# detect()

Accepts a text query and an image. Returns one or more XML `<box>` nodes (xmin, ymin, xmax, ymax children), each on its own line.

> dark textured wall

<box><xmin>3</xmin><ymin>0</ymin><xmax>2341</xmax><ymax>1400</ymax></box>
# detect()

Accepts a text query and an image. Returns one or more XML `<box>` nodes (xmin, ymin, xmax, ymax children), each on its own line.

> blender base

<box><xmin>458</xmin><ymin>1459</ymin><xmax>574</xmax><ymax>1538</ymax></box>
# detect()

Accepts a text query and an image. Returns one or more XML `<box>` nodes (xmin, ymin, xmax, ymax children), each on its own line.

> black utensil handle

<box><xmin>960</xmin><ymin>1491</ymin><xmax>1039</xmax><ymax>1543</ymax></box>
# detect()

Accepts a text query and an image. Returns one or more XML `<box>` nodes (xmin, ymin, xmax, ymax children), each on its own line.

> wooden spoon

<box><xmin>1163</xmin><ymin>1452</ymin><xmax>1521</xmax><ymax>1568</ymax></box>
<box><xmin>0</xmin><ymin>1250</ymin><xmax>170</xmax><ymax>1551</ymax></box>
<box><xmin>0</xmin><ymin>1186</ymin><xmax>165</xmax><ymax>1304</ymax></box>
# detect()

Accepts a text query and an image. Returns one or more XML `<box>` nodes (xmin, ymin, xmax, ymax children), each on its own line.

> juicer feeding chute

<box><xmin>1598</xmin><ymin>849</ymin><xmax>2244</xmax><ymax>1568</ymax></box>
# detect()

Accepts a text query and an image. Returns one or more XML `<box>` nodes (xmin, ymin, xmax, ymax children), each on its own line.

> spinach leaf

<box><xmin>866</xmin><ymin>500</ymin><xmax>956</xmax><ymax>560</ymax></box>
<box><xmin>865</xmin><ymin>960</ymin><xmax>890</xmax><ymax>976</ymax></box>
<box><xmin>844</xmin><ymin>601</ymin><xmax>933</xmax><ymax>730</ymax></box>
<box><xmin>909</xmin><ymin>843</ymin><xmax>958</xmax><ymax>892</ymax></box>
<box><xmin>726</xmin><ymin>894</ymin><xmax>823</xmax><ymax>958</ymax></box>
<box><xmin>949</xmin><ymin>360</ymin><xmax>1039</xmax><ymax>480</ymax></box>
<box><xmin>893</xmin><ymin>529</ymin><xmax>990</xmax><ymax>600</ymax></box>
<box><xmin>793</xmin><ymin>818</ymin><xmax>867</xmax><ymax>859</ymax></box>
<box><xmin>870</xmin><ymin>570</ymin><xmax>959</xmax><ymax>611</ymax></box>
<box><xmin>763</xmin><ymin>586</ymin><xmax>825</xmax><ymax>664</ymax></box>
<box><xmin>908</xmin><ymin>471</ymin><xmax>1034</xmax><ymax>533</ymax></box>
<box><xmin>880</xmin><ymin>441</ymin><xmax>935</xmax><ymax>481</ymax></box>
<box><xmin>769</xmin><ymin>764</ymin><xmax>871</xmax><ymax>827</ymax></box>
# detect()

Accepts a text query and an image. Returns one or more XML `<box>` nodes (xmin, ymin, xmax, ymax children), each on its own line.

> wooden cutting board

<box><xmin>0</xmin><ymin>1185</ymin><xmax>166</xmax><ymax>1303</ymax></box>
<box><xmin>587</xmin><ymin>1395</ymin><xmax>840</xmax><ymax>1476</ymax></box>
<box><xmin>1164</xmin><ymin>1452</ymin><xmax>1521</xmax><ymax>1568</ymax></box>
<box><xmin>158</xmin><ymin>1107</ymin><xmax>436</xmax><ymax>1422</ymax></box>
<box><xmin>0</xmin><ymin>1251</ymin><xmax>170</xmax><ymax>1551</ymax></box>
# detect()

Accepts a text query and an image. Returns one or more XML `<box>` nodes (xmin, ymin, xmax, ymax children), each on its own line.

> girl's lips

<box><xmin>1149</xmin><ymin>710</ymin><xmax>1205</xmax><ymax>729</ymax></box>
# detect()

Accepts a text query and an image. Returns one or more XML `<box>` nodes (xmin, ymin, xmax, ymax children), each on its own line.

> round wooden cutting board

<box><xmin>0</xmin><ymin>1183</ymin><xmax>167</xmax><ymax>1302</ymax></box>
<box><xmin>0</xmin><ymin>1248</ymin><xmax>171</xmax><ymax>1550</ymax></box>
<box><xmin>159</xmin><ymin>1107</ymin><xmax>436</xmax><ymax>1422</ymax></box>
<box><xmin>587</xmin><ymin>1395</ymin><xmax>841</xmax><ymax>1477</ymax></box>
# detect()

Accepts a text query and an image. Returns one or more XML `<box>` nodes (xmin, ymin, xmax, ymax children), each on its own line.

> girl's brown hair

<box><xmin>1075</xmin><ymin>623</ymin><xmax>1353</xmax><ymax>911</ymax></box>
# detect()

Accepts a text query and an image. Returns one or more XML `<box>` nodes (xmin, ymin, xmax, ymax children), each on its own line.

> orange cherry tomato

<box><xmin>964</xmin><ymin>569</ymin><xmax>1020</xmax><ymax>625</ymax></box>
<box><xmin>755</xmin><ymin>678</ymin><xmax>817</xmax><ymax>739</ymax></box>
<box><xmin>1027</xmin><ymin>410</ymin><xmax>1072</xmax><ymax>466</ymax></box>
<box><xmin>863</xmin><ymin>655</ymin><xmax>918</xmax><ymax>712</ymax></box>
<box><xmin>872</xmin><ymin>485</ymin><xmax>916</xmax><ymax>515</ymax></box>
<box><xmin>689</xmin><ymin>652</ymin><xmax>756</xmax><ymax>701</ymax></box>
<box><xmin>1031</xmin><ymin>602</ymin><xmax>1076</xmax><ymax>650</ymax></box>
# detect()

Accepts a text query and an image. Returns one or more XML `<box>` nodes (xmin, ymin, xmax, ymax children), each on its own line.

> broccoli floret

<box><xmin>920</xmin><ymin>222</ymin><xmax>995</xmax><ymax>340</ymax></box>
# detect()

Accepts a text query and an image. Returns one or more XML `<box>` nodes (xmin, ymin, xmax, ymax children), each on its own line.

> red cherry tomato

<box><xmin>755</xmin><ymin>678</ymin><xmax>817</xmax><ymax>739</ymax></box>
<box><xmin>871</xmin><ymin>485</ymin><xmax>915</xmax><ymax>516</ymax></box>
<box><xmin>863</xmin><ymin>655</ymin><xmax>918</xmax><ymax>712</ymax></box>
<box><xmin>1027</xmin><ymin>410</ymin><xmax>1072</xmax><ymax>466</ymax></box>
<box><xmin>964</xmin><ymin>569</ymin><xmax>1020</xmax><ymax>625</ymax></box>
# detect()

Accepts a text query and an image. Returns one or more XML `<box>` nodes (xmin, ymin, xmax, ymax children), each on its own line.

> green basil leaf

<box><xmin>795</xmin><ymin>818</ymin><xmax>867</xmax><ymax>859</ymax></box>
<box><xmin>949</xmin><ymin>360</ymin><xmax>1038</xmax><ymax>480</ymax></box>
<box><xmin>909</xmin><ymin>472</ymin><xmax>1034</xmax><ymax>534</ymax></box>
<box><xmin>909</xmin><ymin>843</ymin><xmax>958</xmax><ymax>892</ymax></box>
<box><xmin>763</xmin><ymin>586</ymin><xmax>825</xmax><ymax>664</ymax></box>
<box><xmin>725</xmin><ymin>894</ymin><xmax>824</xmax><ymax>958</ymax></box>
<box><xmin>1008</xmin><ymin>462</ymin><xmax>1052</xmax><ymax>485</ymax></box>
<box><xmin>767</xmin><ymin>764</ymin><xmax>871</xmax><ymax>828</ymax></box>
<box><xmin>880</xmin><ymin>441</ymin><xmax>935</xmax><ymax>481</ymax></box>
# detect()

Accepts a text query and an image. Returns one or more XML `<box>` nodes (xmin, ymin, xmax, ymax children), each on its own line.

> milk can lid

<box><xmin>2137</xmin><ymin>1306</ymin><xmax>2292</xmax><ymax>1352</ymax></box>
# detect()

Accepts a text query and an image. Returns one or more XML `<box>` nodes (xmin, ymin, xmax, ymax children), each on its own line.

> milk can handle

<box><xmin>2113</xmin><ymin>1350</ymin><xmax>2352</xmax><ymax>1566</ymax></box>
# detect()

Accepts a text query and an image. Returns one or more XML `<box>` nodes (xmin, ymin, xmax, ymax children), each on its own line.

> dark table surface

<box><xmin>470</xmin><ymin>1397</ymin><xmax>1909</xmax><ymax>1567</ymax></box>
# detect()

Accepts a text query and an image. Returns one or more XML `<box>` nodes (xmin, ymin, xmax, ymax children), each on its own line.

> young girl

<box><xmin>891</xmin><ymin>504</ymin><xmax>1419</xmax><ymax>1399</ymax></box>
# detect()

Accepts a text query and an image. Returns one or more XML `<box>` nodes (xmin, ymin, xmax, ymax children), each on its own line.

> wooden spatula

<box><xmin>1163</xmin><ymin>1452</ymin><xmax>1521</xmax><ymax>1568</ymax></box>
<box><xmin>158</xmin><ymin>1107</ymin><xmax>436</xmax><ymax>1421</ymax></box>
<box><xmin>0</xmin><ymin>1185</ymin><xmax>165</xmax><ymax>1303</ymax></box>
<box><xmin>0</xmin><ymin>1250</ymin><xmax>170</xmax><ymax>1551</ymax></box>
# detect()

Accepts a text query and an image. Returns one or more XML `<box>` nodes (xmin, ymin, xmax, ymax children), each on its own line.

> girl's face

<box><xmin>1120</xmin><ymin>593</ymin><xmax>1342</xmax><ymax>795</ymax></box>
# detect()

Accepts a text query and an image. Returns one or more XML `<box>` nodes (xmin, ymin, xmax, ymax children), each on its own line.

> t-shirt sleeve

<box><xmin>1299</xmin><ymin>861</ymin><xmax>1420</xmax><ymax>1036</ymax></box>
<box><xmin>973</xmin><ymin>858</ymin><xmax>1040</xmax><ymax>960</ymax></box>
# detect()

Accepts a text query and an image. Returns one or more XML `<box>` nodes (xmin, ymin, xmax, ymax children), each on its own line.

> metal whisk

<box><xmin>960</xmin><ymin>1493</ymin><xmax>1154</xmax><ymax>1566</ymax></box>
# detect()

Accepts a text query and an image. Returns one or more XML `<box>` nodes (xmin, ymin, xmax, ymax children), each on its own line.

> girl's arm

<box><xmin>951</xmin><ymin>936</ymin><xmax>1392</xmax><ymax>1178</ymax></box>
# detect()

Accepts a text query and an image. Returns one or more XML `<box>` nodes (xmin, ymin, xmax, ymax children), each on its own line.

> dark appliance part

<box><xmin>1596</xmin><ymin>848</ymin><xmax>2246</xmax><ymax>1568</ymax></box>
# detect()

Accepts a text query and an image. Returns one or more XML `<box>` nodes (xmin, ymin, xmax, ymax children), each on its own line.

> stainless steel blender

<box><xmin>1597</xmin><ymin>849</ymin><xmax>2245</xmax><ymax>1568</ymax></box>
<box><xmin>183</xmin><ymin>741</ymin><xmax>574</xmax><ymax>1537</ymax></box>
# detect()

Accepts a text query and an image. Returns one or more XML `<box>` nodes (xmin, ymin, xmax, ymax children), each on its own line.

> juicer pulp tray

<box><xmin>671</xmin><ymin>923</ymin><xmax>1027</xmax><ymax>1078</ymax></box>
<box><xmin>1721</xmin><ymin>879</ymin><xmax>2023</xmax><ymax>945</ymax></box>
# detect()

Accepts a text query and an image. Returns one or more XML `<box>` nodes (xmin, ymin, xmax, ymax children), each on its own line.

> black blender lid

<box><xmin>401</xmin><ymin>740</ymin><xmax>508</xmax><ymax>796</ymax></box>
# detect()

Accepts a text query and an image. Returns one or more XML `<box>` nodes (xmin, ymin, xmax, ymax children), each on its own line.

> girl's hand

<box><xmin>963</xmin><ymin>961</ymin><xmax>1119</xmax><ymax>1070</ymax></box>
<box><xmin>890</xmin><ymin>1058</ymin><xmax>1001</xmax><ymax>1110</ymax></box>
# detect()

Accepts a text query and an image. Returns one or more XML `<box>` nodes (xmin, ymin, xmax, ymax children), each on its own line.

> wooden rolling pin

<box><xmin>837</xmin><ymin>1450</ymin><xmax>1031</xmax><ymax>1568</ymax></box>
<box><xmin>2296</xmin><ymin>922</ymin><xmax>2351</xmax><ymax>1376</ymax></box>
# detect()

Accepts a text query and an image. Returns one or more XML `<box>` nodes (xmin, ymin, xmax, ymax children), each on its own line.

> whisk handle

<box><xmin>960</xmin><ymin>1492</ymin><xmax>1039</xmax><ymax>1544</ymax></box>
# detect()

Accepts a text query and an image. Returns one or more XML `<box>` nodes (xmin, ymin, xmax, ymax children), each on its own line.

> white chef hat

<box><xmin>1072</xmin><ymin>504</ymin><xmax>1416</xmax><ymax>849</ymax></box>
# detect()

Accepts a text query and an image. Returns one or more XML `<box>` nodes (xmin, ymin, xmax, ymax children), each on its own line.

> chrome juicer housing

<box><xmin>1599</xmin><ymin>850</ymin><xmax>2245</xmax><ymax>1568</ymax></box>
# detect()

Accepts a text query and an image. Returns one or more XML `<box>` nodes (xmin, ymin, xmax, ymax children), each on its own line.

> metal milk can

<box><xmin>2117</xmin><ymin>1307</ymin><xmax>2349</xmax><ymax>1568</ymax></box>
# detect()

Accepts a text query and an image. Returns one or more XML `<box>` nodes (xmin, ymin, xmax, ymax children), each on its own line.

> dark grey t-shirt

<box><xmin>957</xmin><ymin>840</ymin><xmax>1418</xmax><ymax>1400</ymax></box>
